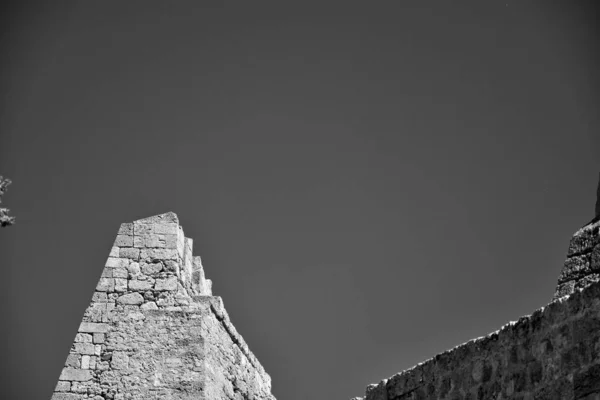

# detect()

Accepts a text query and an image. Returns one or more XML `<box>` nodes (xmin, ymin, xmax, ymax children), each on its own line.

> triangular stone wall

<box><xmin>51</xmin><ymin>212</ymin><xmax>275</xmax><ymax>400</ymax></box>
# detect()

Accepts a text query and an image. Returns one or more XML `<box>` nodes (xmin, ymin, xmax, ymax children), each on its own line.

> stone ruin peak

<box><xmin>51</xmin><ymin>212</ymin><xmax>275</xmax><ymax>400</ymax></box>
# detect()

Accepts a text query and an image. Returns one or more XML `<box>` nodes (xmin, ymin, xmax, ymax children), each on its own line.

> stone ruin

<box><xmin>51</xmin><ymin>212</ymin><xmax>275</xmax><ymax>400</ymax></box>
<box><xmin>52</xmin><ymin>175</ymin><xmax>600</xmax><ymax>399</ymax></box>
<box><xmin>352</xmin><ymin>177</ymin><xmax>600</xmax><ymax>400</ymax></box>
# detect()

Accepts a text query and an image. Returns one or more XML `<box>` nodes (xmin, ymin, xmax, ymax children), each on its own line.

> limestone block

<box><xmin>55</xmin><ymin>381</ymin><xmax>70</xmax><ymax>392</ymax></box>
<box><xmin>93</xmin><ymin>333</ymin><xmax>105</xmax><ymax>344</ymax></box>
<box><xmin>100</xmin><ymin>268</ymin><xmax>112</xmax><ymax>278</ymax></box>
<box><xmin>109</xmin><ymin>246</ymin><xmax>119</xmax><ymax>257</ymax></box>
<box><xmin>140</xmin><ymin>301</ymin><xmax>158</xmax><ymax>310</ymax></box>
<box><xmin>105</xmin><ymin>257</ymin><xmax>129</xmax><ymax>269</ymax></box>
<box><xmin>133</xmin><ymin>222</ymin><xmax>153</xmax><ymax>235</ymax></box>
<box><xmin>165</xmin><ymin>233</ymin><xmax>178</xmax><ymax>248</ymax></box>
<box><xmin>134</xmin><ymin>234</ymin><xmax>166</xmax><ymax>248</ymax></box>
<box><xmin>81</xmin><ymin>355</ymin><xmax>90</xmax><ymax>369</ymax></box>
<box><xmin>128</xmin><ymin>279</ymin><xmax>153</xmax><ymax>291</ymax></box>
<box><xmin>114</xmin><ymin>234</ymin><xmax>133</xmax><ymax>247</ymax></box>
<box><xmin>65</xmin><ymin>354</ymin><xmax>79</xmax><ymax>367</ymax></box>
<box><xmin>78</xmin><ymin>322</ymin><xmax>110</xmax><ymax>333</ymax></box>
<box><xmin>127</xmin><ymin>261</ymin><xmax>140</xmax><ymax>275</ymax></box>
<box><xmin>118</xmin><ymin>223</ymin><xmax>133</xmax><ymax>235</ymax></box>
<box><xmin>119</xmin><ymin>247</ymin><xmax>140</xmax><ymax>260</ymax></box>
<box><xmin>141</xmin><ymin>261</ymin><xmax>162</xmax><ymax>275</ymax></box>
<box><xmin>92</xmin><ymin>292</ymin><xmax>107</xmax><ymax>303</ymax></box>
<box><xmin>154</xmin><ymin>222</ymin><xmax>179</xmax><ymax>235</ymax></box>
<box><xmin>155</xmin><ymin>276</ymin><xmax>178</xmax><ymax>291</ymax></box>
<box><xmin>117</xmin><ymin>292</ymin><xmax>144</xmax><ymax>305</ymax></box>
<box><xmin>112</xmin><ymin>267</ymin><xmax>128</xmax><ymax>278</ymax></box>
<box><xmin>74</xmin><ymin>333</ymin><xmax>92</xmax><ymax>343</ymax></box>
<box><xmin>59</xmin><ymin>368</ymin><xmax>92</xmax><ymax>381</ymax></box>
<box><xmin>140</xmin><ymin>248</ymin><xmax>178</xmax><ymax>261</ymax></box>
<box><xmin>84</xmin><ymin>303</ymin><xmax>107</xmax><ymax>322</ymax></box>
<box><xmin>73</xmin><ymin>343</ymin><xmax>96</xmax><ymax>355</ymax></box>
<box><xmin>95</xmin><ymin>278</ymin><xmax>114</xmax><ymax>292</ymax></box>
<box><xmin>114</xmin><ymin>278</ymin><xmax>127</xmax><ymax>292</ymax></box>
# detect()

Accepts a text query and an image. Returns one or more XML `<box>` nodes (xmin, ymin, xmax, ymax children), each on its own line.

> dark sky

<box><xmin>1</xmin><ymin>2</ymin><xmax>599</xmax><ymax>400</ymax></box>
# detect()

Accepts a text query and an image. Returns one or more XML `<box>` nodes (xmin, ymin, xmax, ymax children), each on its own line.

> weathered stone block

<box><xmin>154</xmin><ymin>222</ymin><xmax>179</xmax><ymax>235</ymax></box>
<box><xmin>134</xmin><ymin>234</ymin><xmax>167</xmax><ymax>248</ymax></box>
<box><xmin>65</xmin><ymin>354</ymin><xmax>79</xmax><ymax>368</ymax></box>
<box><xmin>81</xmin><ymin>355</ymin><xmax>90</xmax><ymax>369</ymax></box>
<box><xmin>59</xmin><ymin>368</ymin><xmax>92</xmax><ymax>382</ymax></box>
<box><xmin>105</xmin><ymin>257</ymin><xmax>129</xmax><ymax>269</ymax></box>
<box><xmin>55</xmin><ymin>381</ymin><xmax>70</xmax><ymax>392</ymax></box>
<box><xmin>74</xmin><ymin>333</ymin><xmax>92</xmax><ymax>343</ymax></box>
<box><xmin>165</xmin><ymin>234</ymin><xmax>178</xmax><ymax>248</ymax></box>
<box><xmin>112</xmin><ymin>267</ymin><xmax>128</xmax><ymax>278</ymax></box>
<box><xmin>140</xmin><ymin>301</ymin><xmax>158</xmax><ymax>311</ymax></box>
<box><xmin>114</xmin><ymin>234</ymin><xmax>133</xmax><ymax>247</ymax></box>
<box><xmin>141</xmin><ymin>261</ymin><xmax>163</xmax><ymax>275</ymax></box>
<box><xmin>117</xmin><ymin>292</ymin><xmax>144</xmax><ymax>305</ymax></box>
<box><xmin>95</xmin><ymin>278</ymin><xmax>114</xmax><ymax>292</ymax></box>
<box><xmin>114</xmin><ymin>278</ymin><xmax>127</xmax><ymax>292</ymax></box>
<box><xmin>92</xmin><ymin>292</ymin><xmax>107</xmax><ymax>303</ymax></box>
<box><xmin>155</xmin><ymin>276</ymin><xmax>178</xmax><ymax>291</ymax></box>
<box><xmin>127</xmin><ymin>261</ymin><xmax>140</xmax><ymax>275</ymax></box>
<box><xmin>93</xmin><ymin>333</ymin><xmax>105</xmax><ymax>344</ymax></box>
<box><xmin>78</xmin><ymin>322</ymin><xmax>109</xmax><ymax>333</ymax></box>
<box><xmin>73</xmin><ymin>343</ymin><xmax>96</xmax><ymax>355</ymax></box>
<box><xmin>128</xmin><ymin>279</ymin><xmax>153</xmax><ymax>291</ymax></box>
<box><xmin>100</xmin><ymin>268</ymin><xmax>112</xmax><ymax>278</ymax></box>
<box><xmin>140</xmin><ymin>248</ymin><xmax>178</xmax><ymax>261</ymax></box>
<box><xmin>118</xmin><ymin>223</ymin><xmax>133</xmax><ymax>235</ymax></box>
<box><xmin>133</xmin><ymin>222</ymin><xmax>153</xmax><ymax>235</ymax></box>
<box><xmin>118</xmin><ymin>247</ymin><xmax>140</xmax><ymax>260</ymax></box>
<box><xmin>109</xmin><ymin>246</ymin><xmax>119</xmax><ymax>257</ymax></box>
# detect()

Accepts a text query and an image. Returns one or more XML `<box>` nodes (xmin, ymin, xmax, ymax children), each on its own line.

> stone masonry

<box><xmin>554</xmin><ymin>218</ymin><xmax>600</xmax><ymax>300</ymax></box>
<box><xmin>51</xmin><ymin>212</ymin><xmax>275</xmax><ymax>400</ymax></box>
<box><xmin>351</xmin><ymin>216</ymin><xmax>600</xmax><ymax>399</ymax></box>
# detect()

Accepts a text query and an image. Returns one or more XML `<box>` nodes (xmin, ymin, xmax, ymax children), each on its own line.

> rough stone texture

<box><xmin>554</xmin><ymin>218</ymin><xmax>600</xmax><ymax>300</ymax></box>
<box><xmin>51</xmin><ymin>212</ymin><xmax>275</xmax><ymax>400</ymax></box>
<box><xmin>356</xmin><ymin>279</ymin><xmax>600</xmax><ymax>400</ymax></box>
<box><xmin>353</xmin><ymin>217</ymin><xmax>600</xmax><ymax>400</ymax></box>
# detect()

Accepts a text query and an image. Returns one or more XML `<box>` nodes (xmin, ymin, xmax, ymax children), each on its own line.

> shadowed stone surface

<box><xmin>355</xmin><ymin>278</ymin><xmax>600</xmax><ymax>400</ymax></box>
<box><xmin>554</xmin><ymin>218</ymin><xmax>600</xmax><ymax>300</ymax></box>
<box><xmin>51</xmin><ymin>212</ymin><xmax>274</xmax><ymax>400</ymax></box>
<box><xmin>352</xmin><ymin>202</ymin><xmax>600</xmax><ymax>400</ymax></box>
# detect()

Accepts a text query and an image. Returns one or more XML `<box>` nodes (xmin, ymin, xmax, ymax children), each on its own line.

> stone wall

<box><xmin>353</xmin><ymin>218</ymin><xmax>600</xmax><ymax>400</ymax></box>
<box><xmin>555</xmin><ymin>217</ymin><xmax>600</xmax><ymax>300</ymax></box>
<box><xmin>51</xmin><ymin>212</ymin><xmax>275</xmax><ymax>400</ymax></box>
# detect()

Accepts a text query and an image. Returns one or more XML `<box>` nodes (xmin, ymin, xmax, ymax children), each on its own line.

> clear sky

<box><xmin>1</xmin><ymin>2</ymin><xmax>599</xmax><ymax>399</ymax></box>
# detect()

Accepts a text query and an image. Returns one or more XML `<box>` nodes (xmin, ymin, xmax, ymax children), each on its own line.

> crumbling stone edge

<box><xmin>352</xmin><ymin>278</ymin><xmax>600</xmax><ymax>400</ymax></box>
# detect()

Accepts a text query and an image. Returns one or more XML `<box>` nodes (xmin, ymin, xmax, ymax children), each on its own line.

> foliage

<box><xmin>0</xmin><ymin>176</ymin><xmax>15</xmax><ymax>227</ymax></box>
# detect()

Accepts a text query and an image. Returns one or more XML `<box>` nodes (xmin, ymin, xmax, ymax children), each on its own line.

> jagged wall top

<box><xmin>114</xmin><ymin>211</ymin><xmax>212</xmax><ymax>298</ymax></box>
